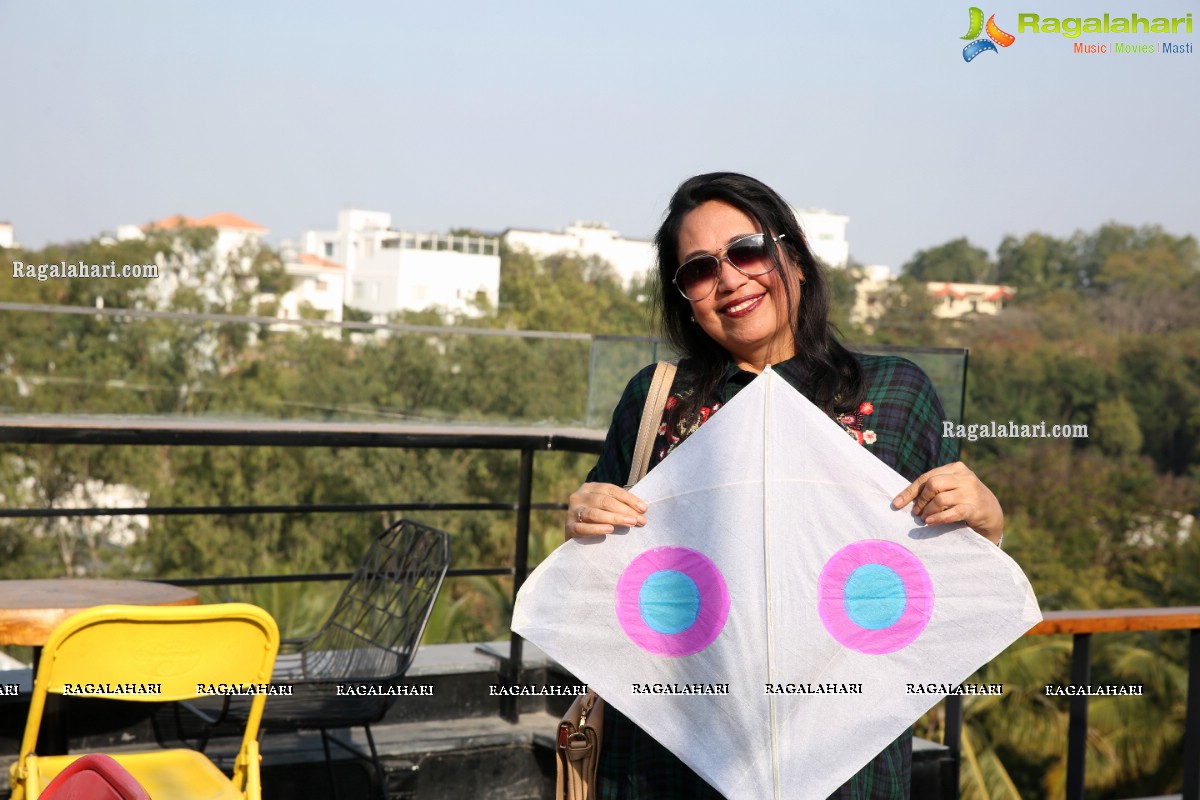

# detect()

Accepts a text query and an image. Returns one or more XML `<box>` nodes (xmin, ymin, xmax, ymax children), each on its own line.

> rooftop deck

<box><xmin>1</xmin><ymin>417</ymin><xmax>1197</xmax><ymax>799</ymax></box>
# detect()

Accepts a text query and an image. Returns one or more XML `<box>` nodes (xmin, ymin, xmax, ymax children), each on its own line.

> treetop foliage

<box><xmin>2</xmin><ymin>219</ymin><xmax>1198</xmax><ymax>797</ymax></box>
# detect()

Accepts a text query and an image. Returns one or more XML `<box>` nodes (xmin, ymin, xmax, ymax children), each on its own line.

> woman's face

<box><xmin>676</xmin><ymin>200</ymin><xmax>800</xmax><ymax>373</ymax></box>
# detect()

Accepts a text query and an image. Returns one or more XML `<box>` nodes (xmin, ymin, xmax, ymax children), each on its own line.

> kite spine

<box><xmin>763</xmin><ymin>368</ymin><xmax>783</xmax><ymax>800</ymax></box>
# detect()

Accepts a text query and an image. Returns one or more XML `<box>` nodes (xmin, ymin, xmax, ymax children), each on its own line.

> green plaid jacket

<box><xmin>587</xmin><ymin>354</ymin><xmax>957</xmax><ymax>800</ymax></box>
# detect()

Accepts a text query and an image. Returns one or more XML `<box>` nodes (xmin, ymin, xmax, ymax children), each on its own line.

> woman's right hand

<box><xmin>565</xmin><ymin>482</ymin><xmax>648</xmax><ymax>540</ymax></box>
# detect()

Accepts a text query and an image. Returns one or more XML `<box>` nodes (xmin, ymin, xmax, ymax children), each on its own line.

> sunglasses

<box><xmin>672</xmin><ymin>233</ymin><xmax>786</xmax><ymax>301</ymax></box>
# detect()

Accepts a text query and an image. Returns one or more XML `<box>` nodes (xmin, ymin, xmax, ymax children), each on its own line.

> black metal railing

<box><xmin>4</xmin><ymin>418</ymin><xmax>1199</xmax><ymax>798</ymax></box>
<box><xmin>0</xmin><ymin>416</ymin><xmax>604</xmax><ymax>726</ymax></box>
<box><xmin>940</xmin><ymin>608</ymin><xmax>1200</xmax><ymax>800</ymax></box>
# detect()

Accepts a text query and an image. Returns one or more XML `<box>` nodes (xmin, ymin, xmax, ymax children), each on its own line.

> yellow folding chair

<box><xmin>10</xmin><ymin>603</ymin><xmax>279</xmax><ymax>800</ymax></box>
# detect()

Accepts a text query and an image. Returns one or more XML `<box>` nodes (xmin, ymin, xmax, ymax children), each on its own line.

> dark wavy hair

<box><xmin>653</xmin><ymin>172</ymin><xmax>864</xmax><ymax>417</ymax></box>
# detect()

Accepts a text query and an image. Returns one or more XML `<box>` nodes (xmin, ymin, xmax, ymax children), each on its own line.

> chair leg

<box><xmin>318</xmin><ymin>725</ymin><xmax>387</xmax><ymax>800</ymax></box>
<box><xmin>363</xmin><ymin>723</ymin><xmax>386</xmax><ymax>800</ymax></box>
<box><xmin>320</xmin><ymin>729</ymin><xmax>342</xmax><ymax>800</ymax></box>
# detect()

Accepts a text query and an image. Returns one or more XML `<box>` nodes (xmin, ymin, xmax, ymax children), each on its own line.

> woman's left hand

<box><xmin>892</xmin><ymin>461</ymin><xmax>1004</xmax><ymax>545</ymax></box>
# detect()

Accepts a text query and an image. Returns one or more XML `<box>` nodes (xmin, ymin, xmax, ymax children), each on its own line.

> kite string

<box><xmin>763</xmin><ymin>368</ymin><xmax>782</xmax><ymax>800</ymax></box>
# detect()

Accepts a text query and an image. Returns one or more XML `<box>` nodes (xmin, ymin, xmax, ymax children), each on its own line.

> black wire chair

<box><xmin>170</xmin><ymin>518</ymin><xmax>451</xmax><ymax>799</ymax></box>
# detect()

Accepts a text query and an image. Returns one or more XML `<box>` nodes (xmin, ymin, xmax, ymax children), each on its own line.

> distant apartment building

<box><xmin>276</xmin><ymin>253</ymin><xmax>345</xmax><ymax>325</ymax></box>
<box><xmin>300</xmin><ymin>210</ymin><xmax>499</xmax><ymax>319</ymax></box>
<box><xmin>502</xmin><ymin>222</ymin><xmax>654</xmax><ymax>287</ymax></box>
<box><xmin>123</xmin><ymin>212</ymin><xmax>267</xmax><ymax>260</ymax></box>
<box><xmin>501</xmin><ymin>211</ymin><xmax>847</xmax><ymax>285</ymax></box>
<box><xmin>119</xmin><ymin>212</ymin><xmax>270</xmax><ymax>309</ymax></box>
<box><xmin>928</xmin><ymin>282</ymin><xmax>1015</xmax><ymax>318</ymax></box>
<box><xmin>792</xmin><ymin>208</ymin><xmax>850</xmax><ymax>269</ymax></box>
<box><xmin>852</xmin><ymin>272</ymin><xmax>1017</xmax><ymax>327</ymax></box>
<box><xmin>119</xmin><ymin>213</ymin><xmax>344</xmax><ymax>330</ymax></box>
<box><xmin>0</xmin><ymin>221</ymin><xmax>17</xmax><ymax>249</ymax></box>
<box><xmin>850</xmin><ymin>265</ymin><xmax>895</xmax><ymax>325</ymax></box>
<box><xmin>300</xmin><ymin>209</ymin><xmax>390</xmax><ymax>273</ymax></box>
<box><xmin>20</xmin><ymin>476</ymin><xmax>150</xmax><ymax>551</ymax></box>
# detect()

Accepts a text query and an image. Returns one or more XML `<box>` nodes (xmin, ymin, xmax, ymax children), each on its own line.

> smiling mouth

<box><xmin>720</xmin><ymin>294</ymin><xmax>765</xmax><ymax>317</ymax></box>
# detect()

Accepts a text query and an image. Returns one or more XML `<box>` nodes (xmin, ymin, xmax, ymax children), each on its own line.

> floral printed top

<box><xmin>590</xmin><ymin>353</ymin><xmax>956</xmax><ymax>487</ymax></box>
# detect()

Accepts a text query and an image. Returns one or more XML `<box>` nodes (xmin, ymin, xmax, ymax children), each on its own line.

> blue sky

<box><xmin>3</xmin><ymin>0</ymin><xmax>1197</xmax><ymax>271</ymax></box>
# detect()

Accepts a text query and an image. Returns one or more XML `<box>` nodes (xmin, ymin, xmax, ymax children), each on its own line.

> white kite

<box><xmin>513</xmin><ymin>367</ymin><xmax>1041</xmax><ymax>800</ymax></box>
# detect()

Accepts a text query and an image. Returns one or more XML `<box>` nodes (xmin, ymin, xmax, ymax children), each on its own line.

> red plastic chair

<box><xmin>36</xmin><ymin>754</ymin><xmax>151</xmax><ymax>800</ymax></box>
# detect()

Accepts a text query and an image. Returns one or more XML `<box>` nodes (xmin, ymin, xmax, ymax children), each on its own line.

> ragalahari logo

<box><xmin>962</xmin><ymin>7</ymin><xmax>1016</xmax><ymax>61</ymax></box>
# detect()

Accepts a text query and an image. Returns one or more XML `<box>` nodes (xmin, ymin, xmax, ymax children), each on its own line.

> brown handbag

<box><xmin>555</xmin><ymin>360</ymin><xmax>677</xmax><ymax>800</ymax></box>
<box><xmin>555</xmin><ymin>688</ymin><xmax>605</xmax><ymax>800</ymax></box>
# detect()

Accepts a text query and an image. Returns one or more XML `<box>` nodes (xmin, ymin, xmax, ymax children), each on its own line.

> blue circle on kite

<box><xmin>844</xmin><ymin>564</ymin><xmax>907</xmax><ymax>630</ymax></box>
<box><xmin>617</xmin><ymin>548</ymin><xmax>731</xmax><ymax>657</ymax></box>
<box><xmin>638</xmin><ymin>570</ymin><xmax>701</xmax><ymax>635</ymax></box>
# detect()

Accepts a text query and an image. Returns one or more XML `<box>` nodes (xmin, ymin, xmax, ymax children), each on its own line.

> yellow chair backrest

<box><xmin>19</xmin><ymin>603</ymin><xmax>279</xmax><ymax>795</ymax></box>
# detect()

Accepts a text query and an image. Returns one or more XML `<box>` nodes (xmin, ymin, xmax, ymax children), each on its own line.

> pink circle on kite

<box><xmin>615</xmin><ymin>546</ymin><xmax>730</xmax><ymax>657</ymax></box>
<box><xmin>818</xmin><ymin>540</ymin><xmax>934</xmax><ymax>655</ymax></box>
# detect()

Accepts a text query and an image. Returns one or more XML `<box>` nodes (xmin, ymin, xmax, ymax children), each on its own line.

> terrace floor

<box><xmin>1</xmin><ymin>642</ymin><xmax>955</xmax><ymax>799</ymax></box>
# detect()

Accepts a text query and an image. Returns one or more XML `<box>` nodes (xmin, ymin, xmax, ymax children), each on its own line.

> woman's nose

<box><xmin>714</xmin><ymin>257</ymin><xmax>747</xmax><ymax>292</ymax></box>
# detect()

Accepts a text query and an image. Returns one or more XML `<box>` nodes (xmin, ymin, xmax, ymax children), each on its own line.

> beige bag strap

<box><xmin>627</xmin><ymin>361</ymin><xmax>677</xmax><ymax>488</ymax></box>
<box><xmin>554</xmin><ymin>362</ymin><xmax>675</xmax><ymax>799</ymax></box>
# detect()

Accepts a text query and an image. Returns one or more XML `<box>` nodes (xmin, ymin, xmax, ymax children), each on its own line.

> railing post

<box><xmin>1065</xmin><ymin>632</ymin><xmax>1092</xmax><ymax>800</ymax></box>
<box><xmin>943</xmin><ymin>694</ymin><xmax>963</xmax><ymax>798</ymax></box>
<box><xmin>501</xmin><ymin>447</ymin><xmax>535</xmax><ymax>723</ymax></box>
<box><xmin>1184</xmin><ymin>628</ymin><xmax>1200</xmax><ymax>800</ymax></box>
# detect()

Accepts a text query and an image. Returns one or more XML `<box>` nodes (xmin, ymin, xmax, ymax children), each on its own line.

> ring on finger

<box><xmin>577</xmin><ymin>507</ymin><xmax>584</xmax><ymax>523</ymax></box>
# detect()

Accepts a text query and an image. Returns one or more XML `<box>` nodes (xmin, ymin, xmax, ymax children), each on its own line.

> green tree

<box><xmin>995</xmin><ymin>232</ymin><xmax>1079</xmax><ymax>294</ymax></box>
<box><xmin>1115</xmin><ymin>334</ymin><xmax>1200</xmax><ymax>474</ymax></box>
<box><xmin>1092</xmin><ymin>397</ymin><xmax>1144</xmax><ymax>458</ymax></box>
<box><xmin>1092</xmin><ymin>245</ymin><xmax>1200</xmax><ymax>335</ymax></box>
<box><xmin>867</xmin><ymin>275</ymin><xmax>945</xmax><ymax>346</ymax></box>
<box><xmin>901</xmin><ymin>238</ymin><xmax>994</xmax><ymax>284</ymax></box>
<box><xmin>5</xmin><ymin>217</ymin><xmax>1200</xmax><ymax>800</ymax></box>
<box><xmin>494</xmin><ymin>245</ymin><xmax>649</xmax><ymax>335</ymax></box>
<box><xmin>826</xmin><ymin>262</ymin><xmax>860</xmax><ymax>335</ymax></box>
<box><xmin>1074</xmin><ymin>222</ymin><xmax>1199</xmax><ymax>291</ymax></box>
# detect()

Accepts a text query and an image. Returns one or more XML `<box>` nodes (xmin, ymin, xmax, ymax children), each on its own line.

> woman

<box><xmin>566</xmin><ymin>173</ymin><xmax>1003</xmax><ymax>799</ymax></box>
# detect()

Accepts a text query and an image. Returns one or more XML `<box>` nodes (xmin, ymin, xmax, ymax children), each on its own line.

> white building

<box><xmin>277</xmin><ymin>253</ymin><xmax>345</xmax><ymax>326</ymax></box>
<box><xmin>300</xmin><ymin>210</ymin><xmax>500</xmax><ymax>319</ymax></box>
<box><xmin>120</xmin><ymin>212</ymin><xmax>270</xmax><ymax>309</ymax></box>
<box><xmin>350</xmin><ymin>232</ymin><xmax>500</xmax><ymax>318</ymax></box>
<box><xmin>0</xmin><ymin>221</ymin><xmax>17</xmax><ymax>249</ymax></box>
<box><xmin>928</xmin><ymin>282</ymin><xmax>1016</xmax><ymax>318</ymax></box>
<box><xmin>301</xmin><ymin>209</ymin><xmax>392</xmax><ymax>274</ymax></box>
<box><xmin>502</xmin><ymin>212</ymin><xmax>846</xmax><ymax>285</ymax></box>
<box><xmin>1</xmin><ymin>467</ymin><xmax>149</xmax><ymax>576</ymax></box>
<box><xmin>792</xmin><ymin>208</ymin><xmax>850</xmax><ymax>269</ymax></box>
<box><xmin>502</xmin><ymin>221</ymin><xmax>654</xmax><ymax>287</ymax></box>
<box><xmin>845</xmin><ymin>270</ymin><xmax>1017</xmax><ymax>327</ymax></box>
<box><xmin>851</xmin><ymin>264</ymin><xmax>895</xmax><ymax>325</ymax></box>
<box><xmin>130</xmin><ymin>212</ymin><xmax>268</xmax><ymax>263</ymax></box>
